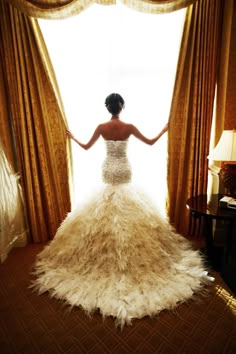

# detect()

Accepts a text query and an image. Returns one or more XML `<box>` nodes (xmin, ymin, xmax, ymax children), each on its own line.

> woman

<box><xmin>67</xmin><ymin>93</ymin><xmax>168</xmax><ymax>148</ymax></box>
<box><xmin>32</xmin><ymin>93</ymin><xmax>213</xmax><ymax>328</ymax></box>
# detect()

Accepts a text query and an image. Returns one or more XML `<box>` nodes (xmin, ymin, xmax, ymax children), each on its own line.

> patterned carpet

<box><xmin>0</xmin><ymin>244</ymin><xmax>236</xmax><ymax>354</ymax></box>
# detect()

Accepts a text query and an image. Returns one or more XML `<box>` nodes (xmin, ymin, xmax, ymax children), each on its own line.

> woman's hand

<box><xmin>66</xmin><ymin>129</ymin><xmax>87</xmax><ymax>149</ymax></box>
<box><xmin>162</xmin><ymin>122</ymin><xmax>169</xmax><ymax>134</ymax></box>
<box><xmin>152</xmin><ymin>122</ymin><xmax>169</xmax><ymax>144</ymax></box>
<box><xmin>66</xmin><ymin>130</ymin><xmax>75</xmax><ymax>140</ymax></box>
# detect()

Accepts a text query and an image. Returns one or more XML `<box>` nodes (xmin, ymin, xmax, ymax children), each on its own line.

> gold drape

<box><xmin>0</xmin><ymin>1</ymin><xmax>71</xmax><ymax>242</ymax></box>
<box><xmin>167</xmin><ymin>0</ymin><xmax>224</xmax><ymax>235</ymax></box>
<box><xmin>6</xmin><ymin>0</ymin><xmax>197</xmax><ymax>18</ymax></box>
<box><xmin>214</xmin><ymin>0</ymin><xmax>234</xmax><ymax>143</ymax></box>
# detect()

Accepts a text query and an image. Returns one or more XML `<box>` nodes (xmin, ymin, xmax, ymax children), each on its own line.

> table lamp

<box><xmin>208</xmin><ymin>130</ymin><xmax>236</xmax><ymax>197</ymax></box>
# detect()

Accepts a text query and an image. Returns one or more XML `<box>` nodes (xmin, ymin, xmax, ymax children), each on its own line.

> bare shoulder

<box><xmin>98</xmin><ymin>121</ymin><xmax>107</xmax><ymax>127</ymax></box>
<box><xmin>125</xmin><ymin>123</ymin><xmax>136</xmax><ymax>132</ymax></box>
<box><xmin>96</xmin><ymin>122</ymin><xmax>108</xmax><ymax>131</ymax></box>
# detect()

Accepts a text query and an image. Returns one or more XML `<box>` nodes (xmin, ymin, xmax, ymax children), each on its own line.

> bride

<box><xmin>32</xmin><ymin>93</ymin><xmax>214</xmax><ymax>328</ymax></box>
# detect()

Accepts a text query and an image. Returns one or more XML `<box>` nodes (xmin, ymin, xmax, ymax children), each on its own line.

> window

<box><xmin>39</xmin><ymin>3</ymin><xmax>185</xmax><ymax>213</ymax></box>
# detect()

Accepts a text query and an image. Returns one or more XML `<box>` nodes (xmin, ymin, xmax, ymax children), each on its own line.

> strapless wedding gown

<box><xmin>32</xmin><ymin>139</ymin><xmax>213</xmax><ymax>328</ymax></box>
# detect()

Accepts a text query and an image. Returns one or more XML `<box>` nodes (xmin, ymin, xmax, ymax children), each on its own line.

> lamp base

<box><xmin>219</xmin><ymin>164</ymin><xmax>236</xmax><ymax>197</ymax></box>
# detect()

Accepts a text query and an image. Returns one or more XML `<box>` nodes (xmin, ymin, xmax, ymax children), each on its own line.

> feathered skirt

<box><xmin>31</xmin><ymin>183</ymin><xmax>212</xmax><ymax>328</ymax></box>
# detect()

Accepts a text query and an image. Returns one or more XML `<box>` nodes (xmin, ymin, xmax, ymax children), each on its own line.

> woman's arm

<box><xmin>130</xmin><ymin>122</ymin><xmax>169</xmax><ymax>145</ymax></box>
<box><xmin>66</xmin><ymin>126</ymin><xmax>101</xmax><ymax>150</ymax></box>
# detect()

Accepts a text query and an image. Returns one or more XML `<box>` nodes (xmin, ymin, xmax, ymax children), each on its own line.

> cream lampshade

<box><xmin>208</xmin><ymin>130</ymin><xmax>236</xmax><ymax>161</ymax></box>
<box><xmin>208</xmin><ymin>130</ymin><xmax>236</xmax><ymax>197</ymax></box>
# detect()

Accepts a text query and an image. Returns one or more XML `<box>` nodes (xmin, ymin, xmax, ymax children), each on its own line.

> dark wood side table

<box><xmin>186</xmin><ymin>194</ymin><xmax>236</xmax><ymax>292</ymax></box>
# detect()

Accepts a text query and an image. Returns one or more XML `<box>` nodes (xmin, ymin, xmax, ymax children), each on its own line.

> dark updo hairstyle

<box><xmin>105</xmin><ymin>93</ymin><xmax>125</xmax><ymax>115</ymax></box>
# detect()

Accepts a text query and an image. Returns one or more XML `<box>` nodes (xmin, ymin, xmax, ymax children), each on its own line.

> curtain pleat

<box><xmin>167</xmin><ymin>0</ymin><xmax>224</xmax><ymax>235</ymax></box>
<box><xmin>0</xmin><ymin>1</ymin><xmax>71</xmax><ymax>242</ymax></box>
<box><xmin>6</xmin><ymin>0</ymin><xmax>197</xmax><ymax>18</ymax></box>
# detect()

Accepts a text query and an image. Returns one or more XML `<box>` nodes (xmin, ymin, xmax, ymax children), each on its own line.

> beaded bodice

<box><xmin>102</xmin><ymin>140</ymin><xmax>131</xmax><ymax>185</ymax></box>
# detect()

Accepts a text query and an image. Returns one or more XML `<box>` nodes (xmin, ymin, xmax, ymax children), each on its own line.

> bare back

<box><xmin>99</xmin><ymin>120</ymin><xmax>132</xmax><ymax>141</ymax></box>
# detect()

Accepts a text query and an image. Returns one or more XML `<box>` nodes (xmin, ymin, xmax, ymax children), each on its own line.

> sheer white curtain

<box><xmin>0</xmin><ymin>143</ymin><xmax>27</xmax><ymax>262</ymax></box>
<box><xmin>39</xmin><ymin>3</ymin><xmax>185</xmax><ymax>213</ymax></box>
